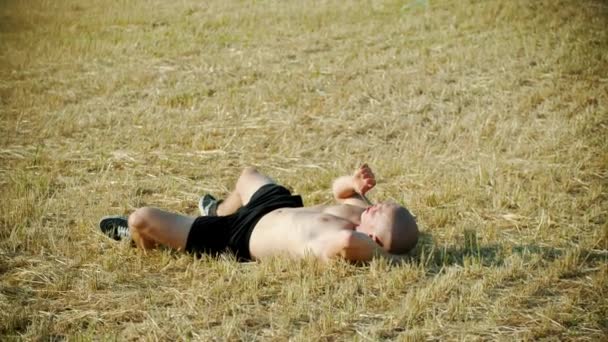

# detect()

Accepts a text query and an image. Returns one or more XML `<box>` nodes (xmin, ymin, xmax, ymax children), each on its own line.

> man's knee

<box><xmin>237</xmin><ymin>166</ymin><xmax>260</xmax><ymax>188</ymax></box>
<box><xmin>128</xmin><ymin>207</ymin><xmax>159</xmax><ymax>249</ymax></box>
<box><xmin>128</xmin><ymin>207</ymin><xmax>155</xmax><ymax>232</ymax></box>
<box><xmin>241</xmin><ymin>166</ymin><xmax>259</xmax><ymax>177</ymax></box>
<box><xmin>235</xmin><ymin>166</ymin><xmax>274</xmax><ymax>204</ymax></box>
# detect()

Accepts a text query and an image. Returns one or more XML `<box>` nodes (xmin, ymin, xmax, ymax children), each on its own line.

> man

<box><xmin>99</xmin><ymin>164</ymin><xmax>418</xmax><ymax>262</ymax></box>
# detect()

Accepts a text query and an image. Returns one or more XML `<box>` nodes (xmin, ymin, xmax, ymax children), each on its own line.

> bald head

<box><xmin>378</xmin><ymin>205</ymin><xmax>418</xmax><ymax>254</ymax></box>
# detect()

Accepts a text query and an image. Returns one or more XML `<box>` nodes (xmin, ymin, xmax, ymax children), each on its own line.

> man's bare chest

<box><xmin>256</xmin><ymin>205</ymin><xmax>360</xmax><ymax>232</ymax></box>
<box><xmin>320</xmin><ymin>204</ymin><xmax>363</xmax><ymax>226</ymax></box>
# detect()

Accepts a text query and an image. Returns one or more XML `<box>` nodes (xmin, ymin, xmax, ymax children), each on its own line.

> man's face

<box><xmin>358</xmin><ymin>202</ymin><xmax>399</xmax><ymax>246</ymax></box>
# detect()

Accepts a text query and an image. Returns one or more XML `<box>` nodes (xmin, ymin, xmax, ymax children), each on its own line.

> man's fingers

<box><xmin>359</xmin><ymin>164</ymin><xmax>372</xmax><ymax>174</ymax></box>
<box><xmin>362</xmin><ymin>182</ymin><xmax>375</xmax><ymax>195</ymax></box>
<box><xmin>360</xmin><ymin>185</ymin><xmax>370</xmax><ymax>195</ymax></box>
<box><xmin>362</xmin><ymin>179</ymin><xmax>375</xmax><ymax>191</ymax></box>
<box><xmin>360</xmin><ymin>164</ymin><xmax>373</xmax><ymax>172</ymax></box>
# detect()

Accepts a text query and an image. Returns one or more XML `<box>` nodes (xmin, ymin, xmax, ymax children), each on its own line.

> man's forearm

<box><xmin>336</xmin><ymin>231</ymin><xmax>409</xmax><ymax>264</ymax></box>
<box><xmin>332</xmin><ymin>175</ymin><xmax>357</xmax><ymax>200</ymax></box>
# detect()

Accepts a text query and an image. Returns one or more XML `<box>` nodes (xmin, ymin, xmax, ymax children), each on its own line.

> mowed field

<box><xmin>1</xmin><ymin>0</ymin><xmax>607</xmax><ymax>340</ymax></box>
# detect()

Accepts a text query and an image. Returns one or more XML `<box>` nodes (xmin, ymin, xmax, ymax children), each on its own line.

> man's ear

<box><xmin>370</xmin><ymin>234</ymin><xmax>384</xmax><ymax>247</ymax></box>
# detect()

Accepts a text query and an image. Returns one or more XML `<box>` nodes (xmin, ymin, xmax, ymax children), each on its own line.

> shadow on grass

<box><xmin>413</xmin><ymin>229</ymin><xmax>607</xmax><ymax>272</ymax></box>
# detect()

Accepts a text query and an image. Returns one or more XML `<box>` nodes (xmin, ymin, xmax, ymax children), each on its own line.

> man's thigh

<box><xmin>236</xmin><ymin>167</ymin><xmax>275</xmax><ymax>205</ymax></box>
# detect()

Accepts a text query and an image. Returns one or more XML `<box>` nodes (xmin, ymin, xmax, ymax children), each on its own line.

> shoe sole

<box><xmin>99</xmin><ymin>215</ymin><xmax>129</xmax><ymax>241</ymax></box>
<box><xmin>199</xmin><ymin>194</ymin><xmax>217</xmax><ymax>216</ymax></box>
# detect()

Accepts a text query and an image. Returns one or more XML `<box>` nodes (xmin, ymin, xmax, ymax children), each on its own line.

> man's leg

<box><xmin>128</xmin><ymin>207</ymin><xmax>195</xmax><ymax>250</ymax></box>
<box><xmin>216</xmin><ymin>167</ymin><xmax>275</xmax><ymax>216</ymax></box>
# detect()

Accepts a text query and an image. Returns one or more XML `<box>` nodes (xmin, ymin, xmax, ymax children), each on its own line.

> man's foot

<box><xmin>198</xmin><ymin>194</ymin><xmax>221</xmax><ymax>216</ymax></box>
<box><xmin>99</xmin><ymin>216</ymin><xmax>131</xmax><ymax>241</ymax></box>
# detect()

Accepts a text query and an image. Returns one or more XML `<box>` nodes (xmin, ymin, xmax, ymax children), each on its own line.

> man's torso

<box><xmin>248</xmin><ymin>204</ymin><xmax>365</xmax><ymax>260</ymax></box>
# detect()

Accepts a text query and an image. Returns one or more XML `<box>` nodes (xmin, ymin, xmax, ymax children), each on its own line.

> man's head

<box><xmin>357</xmin><ymin>202</ymin><xmax>418</xmax><ymax>254</ymax></box>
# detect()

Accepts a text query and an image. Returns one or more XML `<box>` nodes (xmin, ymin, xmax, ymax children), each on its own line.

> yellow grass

<box><xmin>1</xmin><ymin>0</ymin><xmax>606</xmax><ymax>340</ymax></box>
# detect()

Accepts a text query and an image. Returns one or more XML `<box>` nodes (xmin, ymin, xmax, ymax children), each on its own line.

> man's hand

<box><xmin>352</xmin><ymin>164</ymin><xmax>376</xmax><ymax>196</ymax></box>
<box><xmin>332</xmin><ymin>164</ymin><xmax>377</xmax><ymax>207</ymax></box>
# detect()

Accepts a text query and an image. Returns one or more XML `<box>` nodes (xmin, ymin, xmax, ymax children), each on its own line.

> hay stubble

<box><xmin>1</xmin><ymin>0</ymin><xmax>606</xmax><ymax>340</ymax></box>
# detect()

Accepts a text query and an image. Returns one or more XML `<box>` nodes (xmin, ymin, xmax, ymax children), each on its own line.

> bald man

<box><xmin>99</xmin><ymin>164</ymin><xmax>418</xmax><ymax>262</ymax></box>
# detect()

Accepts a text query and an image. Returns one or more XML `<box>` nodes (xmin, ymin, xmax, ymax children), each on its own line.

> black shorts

<box><xmin>185</xmin><ymin>184</ymin><xmax>303</xmax><ymax>260</ymax></box>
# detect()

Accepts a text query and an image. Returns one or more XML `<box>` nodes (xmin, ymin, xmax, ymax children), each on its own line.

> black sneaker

<box><xmin>99</xmin><ymin>216</ymin><xmax>130</xmax><ymax>241</ymax></box>
<box><xmin>198</xmin><ymin>194</ymin><xmax>221</xmax><ymax>216</ymax></box>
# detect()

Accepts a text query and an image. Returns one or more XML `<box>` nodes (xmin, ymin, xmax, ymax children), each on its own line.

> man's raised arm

<box><xmin>332</xmin><ymin>164</ymin><xmax>376</xmax><ymax>208</ymax></box>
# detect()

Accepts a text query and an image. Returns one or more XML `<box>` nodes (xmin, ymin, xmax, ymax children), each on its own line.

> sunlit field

<box><xmin>1</xmin><ymin>0</ymin><xmax>606</xmax><ymax>340</ymax></box>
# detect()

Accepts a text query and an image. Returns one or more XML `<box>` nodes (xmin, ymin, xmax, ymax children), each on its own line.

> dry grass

<box><xmin>1</xmin><ymin>0</ymin><xmax>607</xmax><ymax>340</ymax></box>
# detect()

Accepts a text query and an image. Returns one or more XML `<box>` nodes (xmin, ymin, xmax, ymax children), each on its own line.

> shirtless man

<box><xmin>99</xmin><ymin>164</ymin><xmax>418</xmax><ymax>262</ymax></box>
